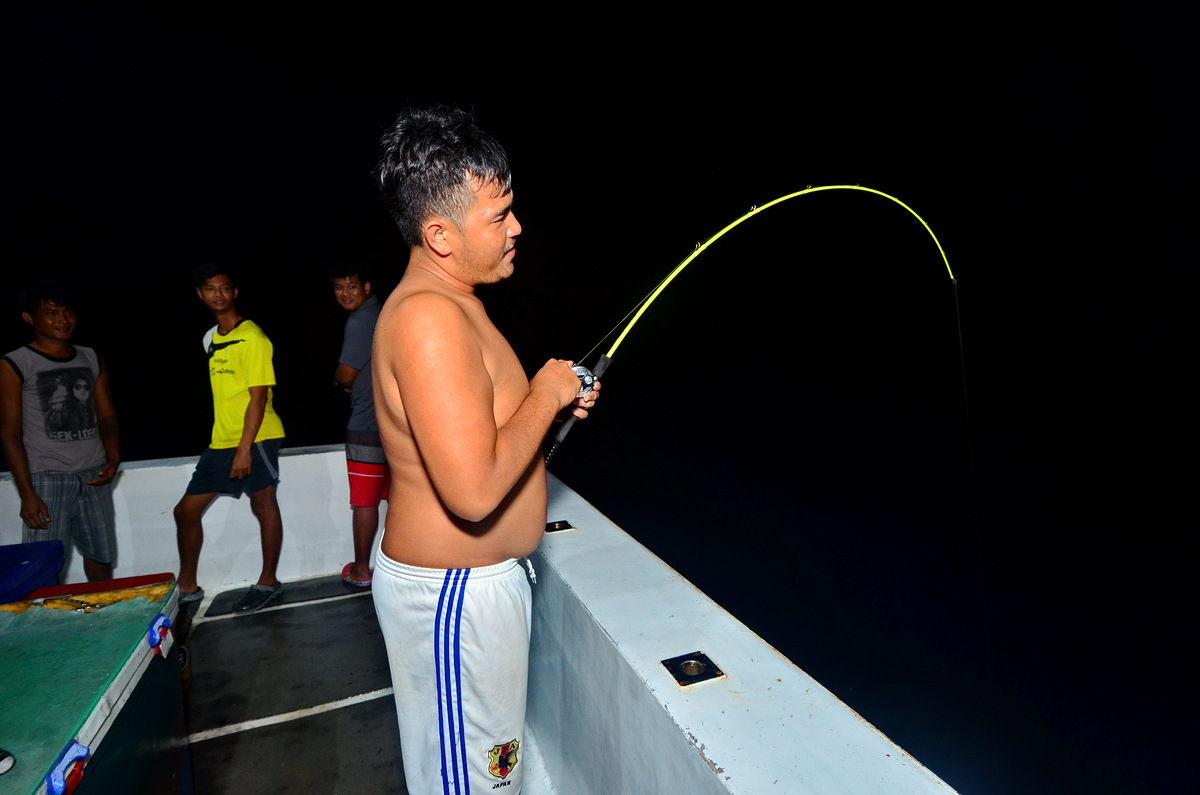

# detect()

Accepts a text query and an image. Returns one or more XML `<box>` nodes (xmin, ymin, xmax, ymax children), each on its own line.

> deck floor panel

<box><xmin>183</xmin><ymin>578</ymin><xmax>557</xmax><ymax>793</ymax></box>
<box><xmin>204</xmin><ymin>574</ymin><xmax>364</xmax><ymax>617</ymax></box>
<box><xmin>186</xmin><ymin>592</ymin><xmax>391</xmax><ymax>731</ymax></box>
<box><xmin>188</xmin><ymin>696</ymin><xmax>407</xmax><ymax>794</ymax></box>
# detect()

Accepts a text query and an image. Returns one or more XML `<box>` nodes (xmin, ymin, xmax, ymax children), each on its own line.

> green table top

<box><xmin>0</xmin><ymin>593</ymin><xmax>171</xmax><ymax>794</ymax></box>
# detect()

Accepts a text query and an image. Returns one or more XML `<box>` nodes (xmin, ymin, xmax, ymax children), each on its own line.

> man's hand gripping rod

<box><xmin>545</xmin><ymin>354</ymin><xmax>610</xmax><ymax>463</ymax></box>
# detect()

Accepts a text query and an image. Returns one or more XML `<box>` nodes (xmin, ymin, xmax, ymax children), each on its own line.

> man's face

<box><xmin>456</xmin><ymin>178</ymin><xmax>521</xmax><ymax>285</ymax></box>
<box><xmin>72</xmin><ymin>377</ymin><xmax>92</xmax><ymax>402</ymax></box>
<box><xmin>333</xmin><ymin>276</ymin><xmax>371</xmax><ymax>313</ymax></box>
<box><xmin>196</xmin><ymin>274</ymin><xmax>237</xmax><ymax>313</ymax></box>
<box><xmin>23</xmin><ymin>301</ymin><xmax>77</xmax><ymax>342</ymax></box>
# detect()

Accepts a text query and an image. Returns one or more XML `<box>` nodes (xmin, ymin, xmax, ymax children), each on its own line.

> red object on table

<box><xmin>23</xmin><ymin>572</ymin><xmax>177</xmax><ymax>601</ymax></box>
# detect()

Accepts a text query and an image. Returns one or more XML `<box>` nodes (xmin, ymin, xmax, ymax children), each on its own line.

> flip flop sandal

<box><xmin>341</xmin><ymin>563</ymin><xmax>373</xmax><ymax>588</ymax></box>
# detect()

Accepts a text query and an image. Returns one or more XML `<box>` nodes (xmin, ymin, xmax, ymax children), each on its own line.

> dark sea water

<box><xmin>5</xmin><ymin>8</ymin><xmax>1190</xmax><ymax>793</ymax></box>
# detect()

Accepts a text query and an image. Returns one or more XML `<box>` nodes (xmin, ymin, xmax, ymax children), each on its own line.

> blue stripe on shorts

<box><xmin>436</xmin><ymin>568</ymin><xmax>472</xmax><ymax>794</ymax></box>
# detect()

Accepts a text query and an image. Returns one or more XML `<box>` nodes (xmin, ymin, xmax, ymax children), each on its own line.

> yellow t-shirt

<box><xmin>203</xmin><ymin>320</ymin><xmax>285</xmax><ymax>449</ymax></box>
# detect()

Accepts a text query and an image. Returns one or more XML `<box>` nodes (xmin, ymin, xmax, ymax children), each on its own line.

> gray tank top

<box><xmin>2</xmin><ymin>345</ymin><xmax>107</xmax><ymax>473</ymax></box>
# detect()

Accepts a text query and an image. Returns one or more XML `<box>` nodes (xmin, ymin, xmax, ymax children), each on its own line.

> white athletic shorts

<box><xmin>373</xmin><ymin>551</ymin><xmax>532</xmax><ymax>794</ymax></box>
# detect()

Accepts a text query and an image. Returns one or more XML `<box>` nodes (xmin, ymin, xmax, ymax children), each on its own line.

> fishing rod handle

<box><xmin>546</xmin><ymin>354</ymin><xmax>611</xmax><ymax>461</ymax></box>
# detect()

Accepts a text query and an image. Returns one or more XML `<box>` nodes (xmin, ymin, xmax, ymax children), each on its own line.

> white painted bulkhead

<box><xmin>1</xmin><ymin>446</ymin><xmax>364</xmax><ymax>591</ymax></box>
<box><xmin>2</xmin><ymin>447</ymin><xmax>957</xmax><ymax>793</ymax></box>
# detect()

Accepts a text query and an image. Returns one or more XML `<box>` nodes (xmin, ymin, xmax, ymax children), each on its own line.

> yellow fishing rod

<box><xmin>546</xmin><ymin>185</ymin><xmax>956</xmax><ymax>462</ymax></box>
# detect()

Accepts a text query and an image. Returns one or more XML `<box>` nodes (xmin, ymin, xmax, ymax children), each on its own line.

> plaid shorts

<box><xmin>25</xmin><ymin>468</ymin><xmax>117</xmax><ymax>566</ymax></box>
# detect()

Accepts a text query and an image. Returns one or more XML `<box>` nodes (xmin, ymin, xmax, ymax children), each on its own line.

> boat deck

<box><xmin>4</xmin><ymin>457</ymin><xmax>962</xmax><ymax>794</ymax></box>
<box><xmin>181</xmin><ymin>576</ymin><xmax>555</xmax><ymax>794</ymax></box>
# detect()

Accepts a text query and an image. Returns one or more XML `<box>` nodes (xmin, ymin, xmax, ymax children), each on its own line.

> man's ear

<box><xmin>362</xmin><ymin>281</ymin><xmax>372</xmax><ymax>295</ymax></box>
<box><xmin>424</xmin><ymin>219</ymin><xmax>455</xmax><ymax>257</ymax></box>
<box><xmin>20</xmin><ymin>312</ymin><xmax>33</xmax><ymax>326</ymax></box>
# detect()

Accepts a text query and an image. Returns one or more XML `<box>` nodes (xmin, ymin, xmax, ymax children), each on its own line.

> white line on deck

<box><xmin>187</xmin><ymin>687</ymin><xmax>395</xmax><ymax>744</ymax></box>
<box><xmin>189</xmin><ymin>588</ymin><xmax>372</xmax><ymax>627</ymax></box>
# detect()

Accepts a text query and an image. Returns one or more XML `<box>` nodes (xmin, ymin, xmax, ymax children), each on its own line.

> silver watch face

<box><xmin>572</xmin><ymin>365</ymin><xmax>595</xmax><ymax>398</ymax></box>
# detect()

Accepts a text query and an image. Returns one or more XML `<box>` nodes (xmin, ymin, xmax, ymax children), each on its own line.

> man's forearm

<box><xmin>237</xmin><ymin>388</ymin><xmax>268</xmax><ymax>451</ymax></box>
<box><xmin>334</xmin><ymin>363</ymin><xmax>359</xmax><ymax>393</ymax></box>
<box><xmin>0</xmin><ymin>365</ymin><xmax>37</xmax><ymax>499</ymax></box>
<box><xmin>97</xmin><ymin>413</ymin><xmax>120</xmax><ymax>464</ymax></box>
<box><xmin>495</xmin><ymin>386</ymin><xmax>564</xmax><ymax>468</ymax></box>
<box><xmin>437</xmin><ymin>384</ymin><xmax>563</xmax><ymax>523</ymax></box>
<box><xmin>0</xmin><ymin>431</ymin><xmax>38</xmax><ymax>501</ymax></box>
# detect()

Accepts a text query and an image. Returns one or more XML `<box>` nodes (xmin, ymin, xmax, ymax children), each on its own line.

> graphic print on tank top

<box><xmin>36</xmin><ymin>366</ymin><xmax>98</xmax><ymax>441</ymax></box>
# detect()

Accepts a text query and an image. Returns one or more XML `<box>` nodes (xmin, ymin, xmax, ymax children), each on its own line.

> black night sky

<box><xmin>4</xmin><ymin>5</ymin><xmax>1191</xmax><ymax>794</ymax></box>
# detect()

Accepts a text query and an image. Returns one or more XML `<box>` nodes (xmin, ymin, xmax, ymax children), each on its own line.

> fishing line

<box><xmin>547</xmin><ymin>185</ymin><xmax>965</xmax><ymax>470</ymax></box>
<box><xmin>952</xmin><ymin>279</ymin><xmax>979</xmax><ymax>525</ymax></box>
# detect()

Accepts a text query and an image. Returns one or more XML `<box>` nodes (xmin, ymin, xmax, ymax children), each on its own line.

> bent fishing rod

<box><xmin>546</xmin><ymin>185</ymin><xmax>958</xmax><ymax>463</ymax></box>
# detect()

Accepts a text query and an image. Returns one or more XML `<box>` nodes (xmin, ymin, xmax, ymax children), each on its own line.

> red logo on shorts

<box><xmin>487</xmin><ymin>739</ymin><xmax>520</xmax><ymax>779</ymax></box>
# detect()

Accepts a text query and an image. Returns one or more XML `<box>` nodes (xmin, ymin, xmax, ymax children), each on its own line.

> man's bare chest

<box><xmin>470</xmin><ymin>319</ymin><xmax>528</xmax><ymax>422</ymax></box>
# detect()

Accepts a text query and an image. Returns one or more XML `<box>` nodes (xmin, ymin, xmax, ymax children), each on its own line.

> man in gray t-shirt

<box><xmin>0</xmin><ymin>281</ymin><xmax>120</xmax><ymax>581</ymax></box>
<box><xmin>331</xmin><ymin>270</ymin><xmax>388</xmax><ymax>588</ymax></box>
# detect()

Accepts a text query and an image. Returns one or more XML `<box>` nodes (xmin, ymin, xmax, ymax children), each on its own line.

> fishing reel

<box><xmin>572</xmin><ymin>365</ymin><xmax>596</xmax><ymax>398</ymax></box>
<box><xmin>546</xmin><ymin>355</ymin><xmax>611</xmax><ymax>463</ymax></box>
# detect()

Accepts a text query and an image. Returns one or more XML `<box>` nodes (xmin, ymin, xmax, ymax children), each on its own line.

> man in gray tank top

<box><xmin>0</xmin><ymin>281</ymin><xmax>121</xmax><ymax>581</ymax></box>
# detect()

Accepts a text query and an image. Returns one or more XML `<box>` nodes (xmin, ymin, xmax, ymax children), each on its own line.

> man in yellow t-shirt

<box><xmin>173</xmin><ymin>264</ymin><xmax>286</xmax><ymax>613</ymax></box>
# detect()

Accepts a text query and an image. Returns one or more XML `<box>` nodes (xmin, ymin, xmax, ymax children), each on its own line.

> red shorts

<box><xmin>347</xmin><ymin>459</ymin><xmax>390</xmax><ymax>508</ymax></box>
<box><xmin>346</xmin><ymin>430</ymin><xmax>390</xmax><ymax>508</ymax></box>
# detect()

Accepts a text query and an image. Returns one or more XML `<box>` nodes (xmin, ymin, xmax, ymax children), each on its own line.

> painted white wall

<box><xmin>0</xmin><ymin>445</ymin><xmax>376</xmax><ymax>592</ymax></box>
<box><xmin>534</xmin><ymin>477</ymin><xmax>959</xmax><ymax>795</ymax></box>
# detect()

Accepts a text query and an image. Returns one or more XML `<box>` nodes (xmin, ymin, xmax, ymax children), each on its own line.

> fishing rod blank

<box><xmin>543</xmin><ymin>186</ymin><xmax>955</xmax><ymax>463</ymax></box>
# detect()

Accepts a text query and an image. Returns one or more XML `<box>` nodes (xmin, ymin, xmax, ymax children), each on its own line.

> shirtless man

<box><xmin>370</xmin><ymin>106</ymin><xmax>599</xmax><ymax>793</ymax></box>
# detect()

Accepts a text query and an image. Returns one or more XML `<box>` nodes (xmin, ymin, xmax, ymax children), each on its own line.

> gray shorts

<box><xmin>24</xmin><ymin>468</ymin><xmax>117</xmax><ymax>566</ymax></box>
